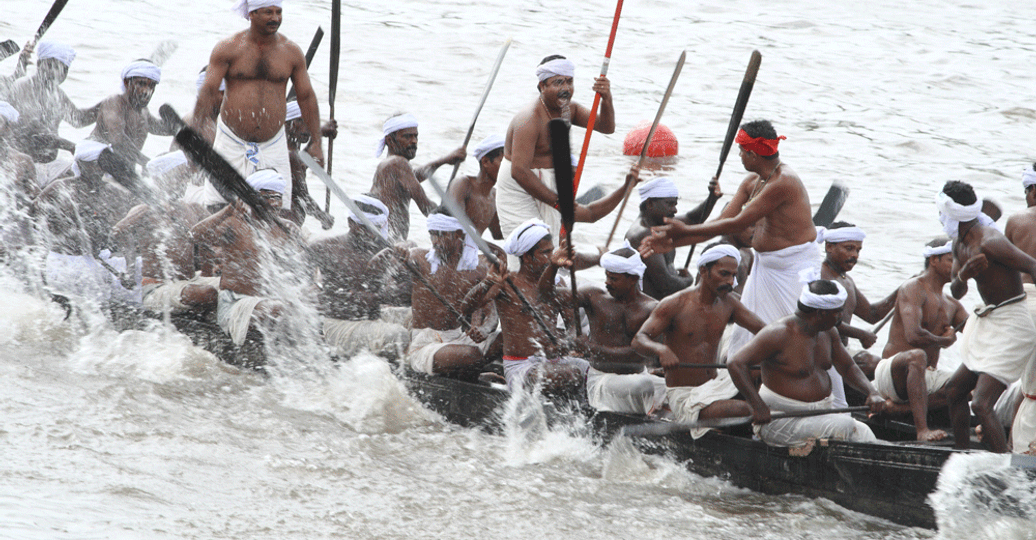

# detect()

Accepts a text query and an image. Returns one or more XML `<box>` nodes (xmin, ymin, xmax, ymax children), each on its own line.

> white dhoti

<box><xmin>503</xmin><ymin>355</ymin><xmax>590</xmax><ymax>392</ymax></box>
<box><xmin>141</xmin><ymin>275</ymin><xmax>220</xmax><ymax>314</ymax></box>
<box><xmin>586</xmin><ymin>367</ymin><xmax>667</xmax><ymax>415</ymax></box>
<box><xmin>217</xmin><ymin>289</ymin><xmax>265</xmax><ymax>346</ymax></box>
<box><xmin>1012</xmin><ymin>336</ymin><xmax>1036</xmax><ymax>453</ymax></box>
<box><xmin>754</xmin><ymin>384</ymin><xmax>877</xmax><ymax>448</ymax></box>
<box><xmin>34</xmin><ymin>158</ymin><xmax>72</xmax><ymax>188</ymax></box>
<box><xmin>45</xmin><ymin>251</ymin><xmax>141</xmax><ymax>305</ymax></box>
<box><xmin>872</xmin><ymin>356</ymin><xmax>953</xmax><ymax>403</ymax></box>
<box><xmin>959</xmin><ymin>297</ymin><xmax>1036</xmax><ymax>386</ymax></box>
<box><xmin>406</xmin><ymin>326</ymin><xmax>499</xmax><ymax>375</ymax></box>
<box><xmin>665</xmin><ymin>369</ymin><xmax>740</xmax><ymax>439</ymax></box>
<box><xmin>202</xmin><ymin>116</ymin><xmax>292</xmax><ymax>209</ymax></box>
<box><xmin>496</xmin><ymin>157</ymin><xmax>562</xmax><ymax>267</ymax></box>
<box><xmin>323</xmin><ymin>317</ymin><xmax>410</xmax><ymax>360</ymax></box>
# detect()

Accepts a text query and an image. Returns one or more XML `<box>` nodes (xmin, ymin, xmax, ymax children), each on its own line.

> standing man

<box><xmin>938</xmin><ymin>180</ymin><xmax>1036</xmax><ymax>452</ymax></box>
<box><xmin>192</xmin><ymin>0</ymin><xmax>325</xmax><ymax>211</ymax></box>
<box><xmin>497</xmin><ymin>54</ymin><xmax>615</xmax><ymax>238</ymax></box>
<box><xmin>1004</xmin><ymin>164</ymin><xmax>1036</xmax><ymax>304</ymax></box>
<box><xmin>447</xmin><ymin>134</ymin><xmax>505</xmax><ymax>239</ymax></box>
<box><xmin>639</xmin><ymin>120</ymin><xmax>818</xmax><ymax>364</ymax></box>
<box><xmin>90</xmin><ymin>59</ymin><xmax>175</xmax><ymax>168</ymax></box>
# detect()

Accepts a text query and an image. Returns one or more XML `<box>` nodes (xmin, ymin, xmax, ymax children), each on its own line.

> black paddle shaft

<box><xmin>34</xmin><ymin>0</ymin><xmax>71</xmax><ymax>42</ymax></box>
<box><xmin>286</xmin><ymin>26</ymin><xmax>323</xmax><ymax>101</ymax></box>
<box><xmin>549</xmin><ymin>118</ymin><xmax>581</xmax><ymax>337</ymax></box>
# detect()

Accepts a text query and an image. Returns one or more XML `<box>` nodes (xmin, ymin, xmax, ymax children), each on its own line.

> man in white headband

<box><xmin>0</xmin><ymin>100</ymin><xmax>38</xmax><ymax>223</ymax></box>
<box><xmin>367</xmin><ymin>112</ymin><xmax>465</xmax><ymax>241</ymax></box>
<box><xmin>496</xmin><ymin>53</ymin><xmax>618</xmax><ymax>240</ymax></box>
<box><xmin>193</xmin><ymin>0</ymin><xmax>325</xmax><ymax>213</ymax></box>
<box><xmin>626</xmin><ymin>176</ymin><xmax>721</xmax><ymax>299</ymax></box>
<box><xmin>1005</xmin><ymin>165</ymin><xmax>1036</xmax><ymax>455</ymax></box>
<box><xmin>446</xmin><ymin>133</ymin><xmax>506</xmax><ymax>240</ymax></box>
<box><xmin>403</xmin><ymin>207</ymin><xmax>501</xmax><ymax>379</ymax></box>
<box><xmin>870</xmin><ymin>236</ymin><xmax>965</xmax><ymax>442</ymax></box>
<box><xmin>283</xmin><ymin>99</ymin><xmax>336</xmax><ymax>228</ymax></box>
<box><xmin>728</xmin><ymin>279</ymin><xmax>886</xmax><ymax>448</ymax></box>
<box><xmin>936</xmin><ymin>180</ymin><xmax>1036</xmax><ymax>453</ymax></box>
<box><xmin>634</xmin><ymin>242</ymin><xmax>765</xmax><ymax>436</ymax></box>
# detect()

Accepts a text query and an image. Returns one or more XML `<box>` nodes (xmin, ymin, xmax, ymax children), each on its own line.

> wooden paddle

<box><xmin>32</xmin><ymin>0</ymin><xmax>71</xmax><ymax>43</ymax></box>
<box><xmin>148</xmin><ymin>40</ymin><xmax>178</xmax><ymax>67</ymax></box>
<box><xmin>812</xmin><ymin>180</ymin><xmax>850</xmax><ymax>228</ymax></box>
<box><xmin>324</xmin><ymin>0</ymin><xmax>340</xmax><ymax>213</ymax></box>
<box><xmin>286</xmin><ymin>26</ymin><xmax>323</xmax><ymax>101</ymax></box>
<box><xmin>604</xmin><ymin>50</ymin><xmax>686</xmax><ymax>249</ymax></box>
<box><xmin>0</xmin><ymin>40</ymin><xmax>20</xmax><ymax>62</ymax></box>
<box><xmin>571</xmin><ymin>0</ymin><xmax>624</xmax><ymax>195</ymax></box>
<box><xmin>549</xmin><ymin>118</ymin><xmax>580</xmax><ymax>336</ymax></box>
<box><xmin>446</xmin><ymin>39</ymin><xmax>511</xmax><ymax>189</ymax></box>
<box><xmin>682</xmin><ymin>50</ymin><xmax>762</xmax><ymax>270</ymax></box>
<box><xmin>621</xmin><ymin>406</ymin><xmax>870</xmax><ymax>437</ymax></box>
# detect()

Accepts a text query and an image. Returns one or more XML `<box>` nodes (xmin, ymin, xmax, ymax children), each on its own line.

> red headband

<box><xmin>735</xmin><ymin>129</ymin><xmax>786</xmax><ymax>157</ymax></box>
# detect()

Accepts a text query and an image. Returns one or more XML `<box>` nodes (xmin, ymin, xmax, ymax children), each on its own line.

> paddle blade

<box><xmin>716</xmin><ymin>50</ymin><xmax>762</xmax><ymax>179</ymax></box>
<box><xmin>35</xmin><ymin>0</ymin><xmax>71</xmax><ymax>41</ymax></box>
<box><xmin>148</xmin><ymin>40</ymin><xmax>178</xmax><ymax>67</ymax></box>
<box><xmin>329</xmin><ymin>0</ymin><xmax>340</xmax><ymax>104</ymax></box>
<box><xmin>812</xmin><ymin>180</ymin><xmax>850</xmax><ymax>227</ymax></box>
<box><xmin>287</xmin><ymin>26</ymin><xmax>323</xmax><ymax>100</ymax></box>
<box><xmin>549</xmin><ymin>118</ymin><xmax>575</xmax><ymax>230</ymax></box>
<box><xmin>97</xmin><ymin>147</ymin><xmax>155</xmax><ymax>203</ymax></box>
<box><xmin>0</xmin><ymin>40</ymin><xmax>20</xmax><ymax>62</ymax></box>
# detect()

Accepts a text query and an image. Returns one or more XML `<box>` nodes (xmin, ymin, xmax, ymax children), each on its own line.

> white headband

<box><xmin>503</xmin><ymin>218</ymin><xmax>551</xmax><ymax>256</ymax></box>
<box><xmin>146</xmin><ymin>150</ymin><xmax>188</xmax><ymax>177</ymax></box>
<box><xmin>638</xmin><ymin>177</ymin><xmax>679</xmax><ymax>201</ymax></box>
<box><xmin>819</xmin><ymin>226</ymin><xmax>866</xmax><ymax>244</ymax></box>
<box><xmin>72</xmin><ymin>140</ymin><xmax>110</xmax><ymax>177</ymax></box>
<box><xmin>799</xmin><ymin>280</ymin><xmax>848</xmax><ymax>311</ymax></box>
<box><xmin>232</xmin><ymin>0</ymin><xmax>283</xmax><ymax>19</ymax></box>
<box><xmin>285</xmin><ymin>101</ymin><xmax>301</xmax><ymax>121</ymax></box>
<box><xmin>196</xmin><ymin>70</ymin><xmax>226</xmax><ymax>94</ymax></box>
<box><xmin>348</xmin><ymin>194</ymin><xmax>390</xmax><ymax>238</ymax></box>
<box><xmin>425</xmin><ymin>214</ymin><xmax>479</xmax><ymax>274</ymax></box>
<box><xmin>922</xmin><ymin>240</ymin><xmax>952</xmax><ymax>258</ymax></box>
<box><xmin>36</xmin><ymin>42</ymin><xmax>75</xmax><ymax>67</ymax></box>
<box><xmin>121</xmin><ymin>60</ymin><xmax>161</xmax><ymax>92</ymax></box>
<box><xmin>1023</xmin><ymin>166</ymin><xmax>1036</xmax><ymax>189</ymax></box>
<box><xmin>0</xmin><ymin>101</ymin><xmax>19</xmax><ymax>123</ymax></box>
<box><xmin>473</xmin><ymin>134</ymin><xmax>505</xmax><ymax>161</ymax></box>
<box><xmin>375</xmin><ymin>113</ymin><xmax>419</xmax><ymax>157</ymax></box>
<box><xmin>536</xmin><ymin>58</ymin><xmax>575</xmax><ymax>82</ymax></box>
<box><xmin>246</xmin><ymin>169</ymin><xmax>286</xmax><ymax>194</ymax></box>
<box><xmin>936</xmin><ymin>190</ymin><xmax>984</xmax><ymax>239</ymax></box>
<box><xmin>697</xmin><ymin>244</ymin><xmax>741</xmax><ymax>268</ymax></box>
<box><xmin>600</xmin><ymin>240</ymin><xmax>647</xmax><ymax>278</ymax></box>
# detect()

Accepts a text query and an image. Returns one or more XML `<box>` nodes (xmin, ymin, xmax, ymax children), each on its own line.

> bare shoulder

<box><xmin>625</xmin><ymin>222</ymin><xmax>650</xmax><ymax>247</ymax></box>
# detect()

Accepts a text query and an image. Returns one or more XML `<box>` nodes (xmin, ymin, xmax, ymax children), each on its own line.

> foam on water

<box><xmin>929</xmin><ymin>453</ymin><xmax>1036</xmax><ymax>539</ymax></box>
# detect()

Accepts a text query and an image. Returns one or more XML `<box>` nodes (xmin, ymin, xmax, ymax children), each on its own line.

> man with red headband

<box><xmin>639</xmin><ymin>119</ymin><xmax>818</xmax><ymax>367</ymax></box>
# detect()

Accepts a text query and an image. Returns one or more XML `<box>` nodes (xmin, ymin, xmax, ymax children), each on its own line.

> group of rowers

<box><xmin>1</xmin><ymin>0</ymin><xmax>1034</xmax><ymax>456</ymax></box>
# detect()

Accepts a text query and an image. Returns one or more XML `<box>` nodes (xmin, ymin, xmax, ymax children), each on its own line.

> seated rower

<box><xmin>446</xmin><ymin>134</ymin><xmax>505</xmax><ymax>239</ymax></box>
<box><xmin>402</xmin><ymin>207</ymin><xmax>501</xmax><ymax>381</ymax></box>
<box><xmin>633</xmin><ymin>244</ymin><xmax>765</xmax><ymax>436</ymax></box>
<box><xmin>873</xmin><ymin>237</ymin><xmax>966</xmax><ymax>442</ymax></box>
<box><xmin>573</xmin><ymin>243</ymin><xmax>666</xmax><ymax>415</ymax></box>
<box><xmin>729</xmin><ymin>278</ymin><xmax>886</xmax><ymax>448</ymax></box>
<box><xmin>308</xmin><ymin>195</ymin><xmax>409</xmax><ymax>360</ymax></box>
<box><xmin>89</xmin><ymin>59</ymin><xmax>176</xmax><ymax>168</ymax></box>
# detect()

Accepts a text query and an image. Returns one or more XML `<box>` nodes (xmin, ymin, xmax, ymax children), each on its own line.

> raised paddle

<box><xmin>812</xmin><ymin>180</ymin><xmax>850</xmax><ymax>228</ymax></box>
<box><xmin>621</xmin><ymin>406</ymin><xmax>871</xmax><ymax>437</ymax></box>
<box><xmin>604</xmin><ymin>50</ymin><xmax>686</xmax><ymax>249</ymax></box>
<box><xmin>32</xmin><ymin>0</ymin><xmax>71</xmax><ymax>43</ymax></box>
<box><xmin>549</xmin><ymin>117</ymin><xmax>580</xmax><ymax>336</ymax></box>
<box><xmin>0</xmin><ymin>40</ymin><xmax>20</xmax><ymax>62</ymax></box>
<box><xmin>571</xmin><ymin>0</ymin><xmax>623</xmax><ymax>195</ymax></box>
<box><xmin>446</xmin><ymin>38</ymin><xmax>511</xmax><ymax>189</ymax></box>
<box><xmin>148</xmin><ymin>40</ymin><xmax>178</xmax><ymax>67</ymax></box>
<box><xmin>286</xmin><ymin>26</ymin><xmax>324</xmax><ymax>101</ymax></box>
<box><xmin>324</xmin><ymin>0</ymin><xmax>340</xmax><ymax>213</ymax></box>
<box><xmin>682</xmin><ymin>50</ymin><xmax>762</xmax><ymax>270</ymax></box>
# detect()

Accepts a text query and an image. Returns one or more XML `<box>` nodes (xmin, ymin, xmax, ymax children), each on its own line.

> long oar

<box><xmin>682</xmin><ymin>50</ymin><xmax>762</xmax><ymax>270</ymax></box>
<box><xmin>812</xmin><ymin>180</ymin><xmax>850</xmax><ymax>228</ymax></box>
<box><xmin>446</xmin><ymin>38</ymin><xmax>511</xmax><ymax>188</ymax></box>
<box><xmin>297</xmin><ymin>152</ymin><xmax>473</xmax><ymax>331</ymax></box>
<box><xmin>32</xmin><ymin>0</ymin><xmax>70</xmax><ymax>44</ymax></box>
<box><xmin>871</xmin><ymin>307</ymin><xmax>896</xmax><ymax>334</ymax></box>
<box><xmin>621</xmin><ymin>406</ymin><xmax>870</xmax><ymax>437</ymax></box>
<box><xmin>424</xmin><ymin>172</ymin><xmax>562</xmax><ymax>348</ymax></box>
<box><xmin>550</xmin><ymin>118</ymin><xmax>580</xmax><ymax>336</ymax></box>
<box><xmin>605</xmin><ymin>361</ymin><xmax>760</xmax><ymax>371</ymax></box>
<box><xmin>604</xmin><ymin>50</ymin><xmax>686</xmax><ymax>249</ymax></box>
<box><xmin>286</xmin><ymin>26</ymin><xmax>324</xmax><ymax>101</ymax></box>
<box><xmin>324</xmin><ymin>0</ymin><xmax>340</xmax><ymax>213</ymax></box>
<box><xmin>571</xmin><ymin>0</ymin><xmax>624</xmax><ymax>195</ymax></box>
<box><xmin>0</xmin><ymin>40</ymin><xmax>20</xmax><ymax>62</ymax></box>
<box><xmin>148</xmin><ymin>39</ymin><xmax>178</xmax><ymax>67</ymax></box>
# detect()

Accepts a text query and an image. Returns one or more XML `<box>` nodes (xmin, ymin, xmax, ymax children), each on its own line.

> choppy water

<box><xmin>2</xmin><ymin>0</ymin><xmax>1036</xmax><ymax>537</ymax></box>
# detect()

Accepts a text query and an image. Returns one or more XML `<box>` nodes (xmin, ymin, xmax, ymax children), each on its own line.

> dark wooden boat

<box><xmin>402</xmin><ymin>368</ymin><xmax>967</xmax><ymax>530</ymax></box>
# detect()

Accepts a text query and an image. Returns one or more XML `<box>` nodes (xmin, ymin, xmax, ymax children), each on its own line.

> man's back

<box><xmin>729</xmin><ymin>165</ymin><xmax>816</xmax><ymax>252</ymax></box>
<box><xmin>1006</xmin><ymin>207</ymin><xmax>1036</xmax><ymax>284</ymax></box>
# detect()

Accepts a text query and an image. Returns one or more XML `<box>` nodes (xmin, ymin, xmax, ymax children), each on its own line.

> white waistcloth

<box><xmin>34</xmin><ymin>159</ymin><xmax>73</xmax><ymax>188</ymax></box>
<box><xmin>959</xmin><ymin>298</ymin><xmax>1036</xmax><ymax>386</ymax></box>
<box><xmin>665</xmin><ymin>369</ymin><xmax>740</xmax><ymax>438</ymax></box>
<box><xmin>753</xmin><ymin>384</ymin><xmax>877</xmax><ymax>448</ymax></box>
<box><xmin>872</xmin><ymin>355</ymin><xmax>953</xmax><ymax>403</ymax></box>
<box><xmin>406</xmin><ymin>326</ymin><xmax>499</xmax><ymax>375</ymax></box>
<box><xmin>323</xmin><ymin>316</ymin><xmax>410</xmax><ymax>361</ymax></box>
<box><xmin>216</xmin><ymin>289</ymin><xmax>265</xmax><ymax>346</ymax></box>
<box><xmin>503</xmin><ymin>355</ymin><xmax>590</xmax><ymax>392</ymax></box>
<box><xmin>495</xmin><ymin>157</ymin><xmax>561</xmax><ymax>241</ymax></box>
<box><xmin>142</xmin><ymin>275</ymin><xmax>220</xmax><ymax>314</ymax></box>
<box><xmin>1012</xmin><ymin>370</ymin><xmax>1036</xmax><ymax>454</ymax></box>
<box><xmin>586</xmin><ymin>366</ymin><xmax>667</xmax><ymax>415</ymax></box>
<box><xmin>45</xmin><ymin>251</ymin><xmax>141</xmax><ymax>306</ymax></box>
<box><xmin>202</xmin><ymin>116</ymin><xmax>291</xmax><ymax>209</ymax></box>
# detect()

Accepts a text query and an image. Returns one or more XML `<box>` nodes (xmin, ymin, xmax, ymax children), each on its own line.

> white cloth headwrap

<box><xmin>936</xmin><ymin>190</ymin><xmax>991</xmax><ymax>239</ymax></box>
<box><xmin>232</xmin><ymin>0</ymin><xmax>283</xmax><ymax>19</ymax></box>
<box><xmin>1023</xmin><ymin>166</ymin><xmax>1036</xmax><ymax>189</ymax></box>
<box><xmin>473</xmin><ymin>134</ymin><xmax>505</xmax><ymax>161</ymax></box>
<box><xmin>285</xmin><ymin>101</ymin><xmax>301</xmax><ymax>121</ymax></box>
<box><xmin>425</xmin><ymin>214</ymin><xmax>479</xmax><ymax>274</ymax></box>
<box><xmin>799</xmin><ymin>279</ymin><xmax>848</xmax><ymax>310</ymax></box>
<box><xmin>536</xmin><ymin>58</ymin><xmax>575</xmax><ymax>82</ymax></box>
<box><xmin>600</xmin><ymin>240</ymin><xmax>647</xmax><ymax>278</ymax></box>
<box><xmin>922</xmin><ymin>240</ymin><xmax>952</xmax><ymax>258</ymax></box>
<box><xmin>121</xmin><ymin>60</ymin><xmax>161</xmax><ymax>92</ymax></box>
<box><xmin>348</xmin><ymin>194</ymin><xmax>390</xmax><ymax>238</ymax></box>
<box><xmin>36</xmin><ymin>42</ymin><xmax>76</xmax><ymax>67</ymax></box>
<box><xmin>146</xmin><ymin>150</ymin><xmax>188</xmax><ymax>177</ymax></box>
<box><xmin>0</xmin><ymin>101</ymin><xmax>19</xmax><ymax>123</ymax></box>
<box><xmin>72</xmin><ymin>140</ymin><xmax>110</xmax><ymax>177</ymax></box>
<box><xmin>375</xmin><ymin>113</ymin><xmax>419</xmax><ymax>157</ymax></box>
<box><xmin>697</xmin><ymin>244</ymin><xmax>742</xmax><ymax>268</ymax></box>
<box><xmin>503</xmin><ymin>218</ymin><xmax>551</xmax><ymax>256</ymax></box>
<box><xmin>818</xmin><ymin>226</ymin><xmax>866</xmax><ymax>244</ymax></box>
<box><xmin>196</xmin><ymin>70</ymin><xmax>226</xmax><ymax>94</ymax></box>
<box><xmin>246</xmin><ymin>169</ymin><xmax>286</xmax><ymax>194</ymax></box>
<box><xmin>638</xmin><ymin>177</ymin><xmax>679</xmax><ymax>201</ymax></box>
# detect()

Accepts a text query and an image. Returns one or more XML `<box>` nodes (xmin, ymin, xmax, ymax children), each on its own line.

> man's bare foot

<box><xmin>917</xmin><ymin>428</ymin><xmax>948</xmax><ymax>442</ymax></box>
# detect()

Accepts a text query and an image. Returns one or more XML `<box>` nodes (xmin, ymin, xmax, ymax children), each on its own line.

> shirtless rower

<box><xmin>938</xmin><ymin>180</ymin><xmax>1036</xmax><ymax>452</ymax></box>
<box><xmin>308</xmin><ymin>195</ymin><xmax>409</xmax><ymax>360</ymax></box>
<box><xmin>571</xmin><ymin>245</ymin><xmax>666</xmax><ymax>414</ymax></box>
<box><xmin>369</xmin><ymin>113</ymin><xmax>465</xmax><ymax>240</ymax></box>
<box><xmin>403</xmin><ymin>207</ymin><xmax>501</xmax><ymax>380</ymax></box>
<box><xmin>192</xmin><ymin>0</ymin><xmax>325</xmax><ymax>211</ymax></box>
<box><xmin>190</xmin><ymin>170</ymin><xmax>304</xmax><ymax>346</ymax></box>
<box><xmin>633</xmin><ymin>243</ymin><xmax>765</xmax><ymax>435</ymax></box>
<box><xmin>497</xmin><ymin>54</ymin><xmax>615</xmax><ymax>238</ymax></box>
<box><xmin>873</xmin><ymin>237</ymin><xmax>966</xmax><ymax>442</ymax></box>
<box><xmin>625</xmin><ymin>176</ymin><xmax>716</xmax><ymax>300</ymax></box>
<box><xmin>1004</xmin><ymin>165</ymin><xmax>1036</xmax><ymax>454</ymax></box>
<box><xmin>728</xmin><ymin>279</ymin><xmax>886</xmax><ymax>448</ymax></box>
<box><xmin>446</xmin><ymin>134</ymin><xmax>505</xmax><ymax>239</ymax></box>
<box><xmin>284</xmin><ymin>100</ymin><xmax>335</xmax><ymax>227</ymax></box>
<box><xmin>89</xmin><ymin>59</ymin><xmax>176</xmax><ymax>168</ymax></box>
<box><xmin>0</xmin><ymin>102</ymin><xmax>39</xmax><ymax>262</ymax></box>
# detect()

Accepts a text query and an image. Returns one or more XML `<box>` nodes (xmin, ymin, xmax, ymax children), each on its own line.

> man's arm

<box><xmin>191</xmin><ymin>44</ymin><xmax>231</xmax><ymax>128</ymax></box>
<box><xmin>146</xmin><ymin>110</ymin><xmax>177</xmax><ymax>136</ymax></box>
<box><xmin>61</xmin><ymin>91</ymin><xmax>99</xmax><ymax>128</ymax></box>
<box><xmin>189</xmin><ymin>202</ymin><xmax>236</xmax><ymax>245</ymax></box>
<box><xmin>573</xmin><ymin>168</ymin><xmax>640</xmax><ymax>223</ymax></box>
<box><xmin>730</xmin><ymin>297</ymin><xmax>766</xmax><ymax>334</ymax></box>
<box><xmin>664</xmin><ymin>177</ymin><xmax>789</xmax><ymax>247</ymax></box>
<box><xmin>414</xmin><ymin>147</ymin><xmax>466</xmax><ymax>182</ymax></box>
<box><xmin>896</xmin><ymin>282</ymin><xmax>955</xmax><ymax>349</ymax></box>
<box><xmin>727</xmin><ymin>327</ymin><xmax>782</xmax><ymax>424</ymax></box>
<box><xmin>854</xmin><ymin>286</ymin><xmax>897</xmax><ymax>324</ymax></box>
<box><xmin>985</xmin><ymin>234</ymin><xmax>1036</xmax><ymax>284</ymax></box>
<box><xmin>289</xmin><ymin>43</ymin><xmax>324</xmax><ymax>168</ymax></box>
<box><xmin>570</xmin><ymin>76</ymin><xmax>615</xmax><ymax>134</ymax></box>
<box><xmin>829</xmin><ymin>329</ymin><xmax>884</xmax><ymax>414</ymax></box>
<box><xmin>631</xmin><ymin>295</ymin><xmax>679</xmax><ymax>367</ymax></box>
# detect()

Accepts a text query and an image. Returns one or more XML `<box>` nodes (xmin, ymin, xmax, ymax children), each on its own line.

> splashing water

<box><xmin>929</xmin><ymin>453</ymin><xmax>1036</xmax><ymax>539</ymax></box>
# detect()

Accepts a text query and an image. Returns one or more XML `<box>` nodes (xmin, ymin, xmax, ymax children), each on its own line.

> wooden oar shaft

<box><xmin>549</xmin><ymin>118</ymin><xmax>580</xmax><ymax>337</ymax></box>
<box><xmin>871</xmin><ymin>307</ymin><xmax>896</xmax><ymax>333</ymax></box>
<box><xmin>325</xmin><ymin>0</ymin><xmax>340</xmax><ymax>213</ymax></box>
<box><xmin>34</xmin><ymin>0</ymin><xmax>71</xmax><ymax>42</ymax></box>
<box><xmin>447</xmin><ymin>39</ymin><xmax>511</xmax><ymax>186</ymax></box>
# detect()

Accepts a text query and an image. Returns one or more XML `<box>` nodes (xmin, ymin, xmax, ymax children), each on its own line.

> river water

<box><xmin>2</xmin><ymin>0</ymin><xmax>1036</xmax><ymax>538</ymax></box>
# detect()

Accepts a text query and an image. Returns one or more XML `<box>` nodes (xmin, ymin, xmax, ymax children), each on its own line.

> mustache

<box><xmin>846</xmin><ymin>258</ymin><xmax>858</xmax><ymax>265</ymax></box>
<box><xmin>718</xmin><ymin>284</ymin><xmax>734</xmax><ymax>292</ymax></box>
<box><xmin>558</xmin><ymin>92</ymin><xmax>572</xmax><ymax>100</ymax></box>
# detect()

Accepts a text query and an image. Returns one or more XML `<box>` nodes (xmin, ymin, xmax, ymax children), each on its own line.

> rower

<box><xmin>633</xmin><ymin>243</ymin><xmax>765</xmax><ymax>435</ymax></box>
<box><xmin>874</xmin><ymin>237</ymin><xmax>966</xmax><ymax>442</ymax></box>
<box><xmin>89</xmin><ymin>58</ymin><xmax>175</xmax><ymax>168</ymax></box>
<box><xmin>0</xmin><ymin>101</ymin><xmax>39</xmax><ymax>262</ymax></box>
<box><xmin>1003</xmin><ymin>165</ymin><xmax>1036</xmax><ymax>453</ymax></box>
<box><xmin>284</xmin><ymin>100</ymin><xmax>335</xmax><ymax>228</ymax></box>
<box><xmin>728</xmin><ymin>278</ymin><xmax>886</xmax><ymax>448</ymax></box>
<box><xmin>446</xmin><ymin>134</ymin><xmax>505</xmax><ymax>239</ymax></box>
<box><xmin>368</xmin><ymin>112</ymin><xmax>465</xmax><ymax>240</ymax></box>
